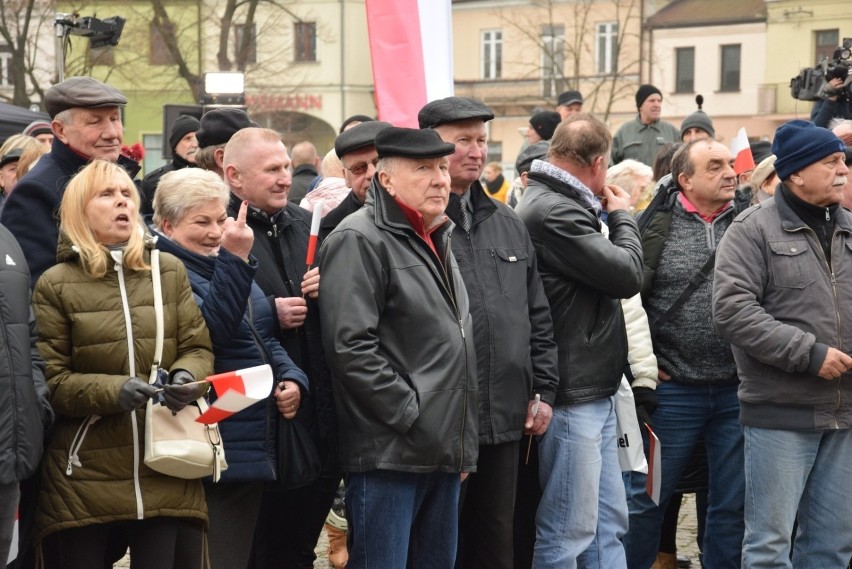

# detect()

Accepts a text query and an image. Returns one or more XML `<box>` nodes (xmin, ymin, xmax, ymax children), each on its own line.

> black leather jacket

<box><xmin>517</xmin><ymin>170</ymin><xmax>643</xmax><ymax>405</ymax></box>
<box><xmin>318</xmin><ymin>181</ymin><xmax>478</xmax><ymax>474</ymax></box>
<box><xmin>445</xmin><ymin>182</ymin><xmax>558</xmax><ymax>444</ymax></box>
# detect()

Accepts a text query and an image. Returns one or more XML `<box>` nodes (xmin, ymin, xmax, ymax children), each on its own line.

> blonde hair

<box><xmin>0</xmin><ymin>134</ymin><xmax>32</xmax><ymax>157</ymax></box>
<box><xmin>16</xmin><ymin>139</ymin><xmax>49</xmax><ymax>180</ymax></box>
<box><xmin>321</xmin><ymin>148</ymin><xmax>344</xmax><ymax>178</ymax></box>
<box><xmin>153</xmin><ymin>168</ymin><xmax>230</xmax><ymax>229</ymax></box>
<box><xmin>60</xmin><ymin>160</ymin><xmax>149</xmax><ymax>278</ymax></box>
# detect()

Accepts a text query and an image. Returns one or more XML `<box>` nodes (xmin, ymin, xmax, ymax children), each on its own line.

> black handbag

<box><xmin>277</xmin><ymin>415</ymin><xmax>322</xmax><ymax>489</ymax></box>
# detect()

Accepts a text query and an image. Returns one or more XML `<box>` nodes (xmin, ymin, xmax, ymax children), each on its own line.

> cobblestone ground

<box><xmin>116</xmin><ymin>500</ymin><xmax>700</xmax><ymax>568</ymax></box>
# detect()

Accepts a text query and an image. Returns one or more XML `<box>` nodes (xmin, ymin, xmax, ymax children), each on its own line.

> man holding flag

<box><xmin>223</xmin><ymin>127</ymin><xmax>339</xmax><ymax>568</ymax></box>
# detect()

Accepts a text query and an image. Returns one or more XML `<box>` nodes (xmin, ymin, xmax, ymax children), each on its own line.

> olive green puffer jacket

<box><xmin>31</xmin><ymin>233</ymin><xmax>213</xmax><ymax>541</ymax></box>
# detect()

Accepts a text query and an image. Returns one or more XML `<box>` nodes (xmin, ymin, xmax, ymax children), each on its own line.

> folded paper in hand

<box><xmin>197</xmin><ymin>364</ymin><xmax>273</xmax><ymax>424</ymax></box>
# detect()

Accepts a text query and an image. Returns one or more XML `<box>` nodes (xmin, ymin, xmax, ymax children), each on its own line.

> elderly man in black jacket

<box><xmin>418</xmin><ymin>96</ymin><xmax>559</xmax><ymax>569</ymax></box>
<box><xmin>516</xmin><ymin>114</ymin><xmax>643</xmax><ymax>568</ymax></box>
<box><xmin>319</xmin><ymin>127</ymin><xmax>478</xmax><ymax>567</ymax></box>
<box><xmin>0</xmin><ymin>76</ymin><xmax>139</xmax><ymax>287</ymax></box>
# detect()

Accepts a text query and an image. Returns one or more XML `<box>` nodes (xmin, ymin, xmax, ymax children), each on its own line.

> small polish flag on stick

<box><xmin>196</xmin><ymin>364</ymin><xmax>273</xmax><ymax>424</ymax></box>
<box><xmin>645</xmin><ymin>424</ymin><xmax>662</xmax><ymax>505</ymax></box>
<box><xmin>731</xmin><ymin>127</ymin><xmax>756</xmax><ymax>176</ymax></box>
<box><xmin>305</xmin><ymin>202</ymin><xmax>322</xmax><ymax>268</ymax></box>
<box><xmin>6</xmin><ymin>508</ymin><xmax>18</xmax><ymax>563</ymax></box>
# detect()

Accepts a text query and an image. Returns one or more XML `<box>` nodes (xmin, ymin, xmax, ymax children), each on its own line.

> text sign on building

<box><xmin>246</xmin><ymin>94</ymin><xmax>323</xmax><ymax>112</ymax></box>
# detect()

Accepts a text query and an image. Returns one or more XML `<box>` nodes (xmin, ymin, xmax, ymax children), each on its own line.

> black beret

<box><xmin>0</xmin><ymin>148</ymin><xmax>23</xmax><ymax>169</ymax></box>
<box><xmin>334</xmin><ymin>121</ymin><xmax>392</xmax><ymax>158</ymax></box>
<box><xmin>375</xmin><ymin>127</ymin><xmax>455</xmax><ymax>159</ymax></box>
<box><xmin>750</xmin><ymin>140</ymin><xmax>773</xmax><ymax>164</ymax></box>
<box><xmin>196</xmin><ymin>108</ymin><xmax>257</xmax><ymax>148</ymax></box>
<box><xmin>529</xmin><ymin>111</ymin><xmax>561</xmax><ymax>141</ymax></box>
<box><xmin>168</xmin><ymin>115</ymin><xmax>201</xmax><ymax>151</ymax></box>
<box><xmin>43</xmin><ymin>76</ymin><xmax>127</xmax><ymax>118</ymax></box>
<box><xmin>515</xmin><ymin>141</ymin><xmax>550</xmax><ymax>175</ymax></box>
<box><xmin>418</xmin><ymin>97</ymin><xmax>494</xmax><ymax>129</ymax></box>
<box><xmin>557</xmin><ymin>90</ymin><xmax>583</xmax><ymax>107</ymax></box>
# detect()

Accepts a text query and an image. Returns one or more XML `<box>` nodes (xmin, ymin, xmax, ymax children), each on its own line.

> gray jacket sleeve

<box><xmin>713</xmin><ymin>218</ymin><xmax>817</xmax><ymax>373</ymax></box>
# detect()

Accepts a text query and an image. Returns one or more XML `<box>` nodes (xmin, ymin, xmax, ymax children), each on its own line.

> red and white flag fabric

<box><xmin>196</xmin><ymin>365</ymin><xmax>273</xmax><ymax>425</ymax></box>
<box><xmin>365</xmin><ymin>0</ymin><xmax>454</xmax><ymax>127</ymax></box>
<box><xmin>731</xmin><ymin>127</ymin><xmax>755</xmax><ymax>175</ymax></box>
<box><xmin>305</xmin><ymin>202</ymin><xmax>322</xmax><ymax>267</ymax></box>
<box><xmin>645</xmin><ymin>423</ymin><xmax>662</xmax><ymax>505</ymax></box>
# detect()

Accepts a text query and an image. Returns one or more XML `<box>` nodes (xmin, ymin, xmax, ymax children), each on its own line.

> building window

<box><xmin>294</xmin><ymin>22</ymin><xmax>317</xmax><ymax>62</ymax></box>
<box><xmin>150</xmin><ymin>22</ymin><xmax>175</xmax><ymax>65</ymax></box>
<box><xmin>481</xmin><ymin>30</ymin><xmax>502</xmax><ymax>79</ymax></box>
<box><xmin>541</xmin><ymin>25</ymin><xmax>565</xmax><ymax>98</ymax></box>
<box><xmin>675</xmin><ymin>47</ymin><xmax>694</xmax><ymax>93</ymax></box>
<box><xmin>815</xmin><ymin>29</ymin><xmax>839</xmax><ymax>64</ymax></box>
<box><xmin>142</xmin><ymin>134</ymin><xmax>167</xmax><ymax>176</ymax></box>
<box><xmin>0</xmin><ymin>46</ymin><xmax>12</xmax><ymax>87</ymax></box>
<box><xmin>720</xmin><ymin>44</ymin><xmax>740</xmax><ymax>92</ymax></box>
<box><xmin>234</xmin><ymin>23</ymin><xmax>257</xmax><ymax>64</ymax></box>
<box><xmin>596</xmin><ymin>21</ymin><xmax>618</xmax><ymax>74</ymax></box>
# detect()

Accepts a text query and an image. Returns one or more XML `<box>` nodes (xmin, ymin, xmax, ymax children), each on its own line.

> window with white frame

<box><xmin>596</xmin><ymin>21</ymin><xmax>618</xmax><ymax>74</ymax></box>
<box><xmin>541</xmin><ymin>25</ymin><xmax>565</xmax><ymax>98</ymax></box>
<box><xmin>481</xmin><ymin>30</ymin><xmax>502</xmax><ymax>79</ymax></box>
<box><xmin>0</xmin><ymin>46</ymin><xmax>13</xmax><ymax>88</ymax></box>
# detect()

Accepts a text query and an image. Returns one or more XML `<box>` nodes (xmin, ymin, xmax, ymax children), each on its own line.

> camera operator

<box><xmin>812</xmin><ymin>64</ymin><xmax>852</xmax><ymax>128</ymax></box>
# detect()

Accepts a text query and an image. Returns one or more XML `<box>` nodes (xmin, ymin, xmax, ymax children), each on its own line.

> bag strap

<box><xmin>149</xmin><ymin>249</ymin><xmax>164</xmax><ymax>385</ymax></box>
<box><xmin>651</xmin><ymin>250</ymin><xmax>716</xmax><ymax>328</ymax></box>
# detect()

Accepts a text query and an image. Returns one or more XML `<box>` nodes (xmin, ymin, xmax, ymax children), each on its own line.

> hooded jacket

<box><xmin>318</xmin><ymin>180</ymin><xmax>478</xmax><ymax>473</ymax></box>
<box><xmin>155</xmin><ymin>234</ymin><xmax>309</xmax><ymax>481</ymax></box>
<box><xmin>516</xmin><ymin>167</ymin><xmax>643</xmax><ymax>404</ymax></box>
<box><xmin>0</xmin><ymin>225</ymin><xmax>53</xmax><ymax>485</ymax></box>
<box><xmin>0</xmin><ymin>138</ymin><xmax>141</xmax><ymax>287</ymax></box>
<box><xmin>31</xmin><ymin>232</ymin><xmax>213</xmax><ymax>540</ymax></box>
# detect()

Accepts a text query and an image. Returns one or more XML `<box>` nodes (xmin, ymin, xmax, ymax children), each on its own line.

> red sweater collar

<box><xmin>678</xmin><ymin>193</ymin><xmax>731</xmax><ymax>223</ymax></box>
<box><xmin>394</xmin><ymin>198</ymin><xmax>447</xmax><ymax>256</ymax></box>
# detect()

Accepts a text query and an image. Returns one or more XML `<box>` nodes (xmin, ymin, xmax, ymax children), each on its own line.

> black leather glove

<box><xmin>118</xmin><ymin>377</ymin><xmax>158</xmax><ymax>411</ymax></box>
<box><xmin>162</xmin><ymin>370</ymin><xmax>198</xmax><ymax>413</ymax></box>
<box><xmin>632</xmin><ymin>386</ymin><xmax>658</xmax><ymax>428</ymax></box>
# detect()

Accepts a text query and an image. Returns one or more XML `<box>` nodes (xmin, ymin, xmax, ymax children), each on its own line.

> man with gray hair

<box><xmin>0</xmin><ymin>76</ymin><xmax>137</xmax><ymax>286</ymax></box>
<box><xmin>606</xmin><ymin>159</ymin><xmax>653</xmax><ymax>210</ymax></box>
<box><xmin>516</xmin><ymin>113</ymin><xmax>643</xmax><ymax>567</ymax></box>
<box><xmin>715</xmin><ymin>119</ymin><xmax>852</xmax><ymax>567</ymax></box>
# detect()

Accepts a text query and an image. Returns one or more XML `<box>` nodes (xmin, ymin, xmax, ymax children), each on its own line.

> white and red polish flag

<box><xmin>365</xmin><ymin>0</ymin><xmax>454</xmax><ymax>127</ymax></box>
<box><xmin>731</xmin><ymin>127</ymin><xmax>756</xmax><ymax>176</ymax></box>
<box><xmin>305</xmin><ymin>202</ymin><xmax>322</xmax><ymax>268</ymax></box>
<box><xmin>645</xmin><ymin>424</ymin><xmax>662</xmax><ymax>505</ymax></box>
<box><xmin>196</xmin><ymin>365</ymin><xmax>273</xmax><ymax>425</ymax></box>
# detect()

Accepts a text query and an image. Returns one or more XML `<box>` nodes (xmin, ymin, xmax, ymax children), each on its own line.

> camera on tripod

<box><xmin>790</xmin><ymin>37</ymin><xmax>852</xmax><ymax>101</ymax></box>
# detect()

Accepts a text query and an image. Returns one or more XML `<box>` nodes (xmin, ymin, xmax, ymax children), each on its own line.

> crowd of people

<box><xmin>1</xmin><ymin>73</ymin><xmax>852</xmax><ymax>569</ymax></box>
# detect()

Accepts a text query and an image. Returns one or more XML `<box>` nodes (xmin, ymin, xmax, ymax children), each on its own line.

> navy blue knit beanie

<box><xmin>772</xmin><ymin>120</ymin><xmax>845</xmax><ymax>180</ymax></box>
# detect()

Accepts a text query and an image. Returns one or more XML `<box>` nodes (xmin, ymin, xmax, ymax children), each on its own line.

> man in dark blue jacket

<box><xmin>0</xmin><ymin>76</ymin><xmax>138</xmax><ymax>287</ymax></box>
<box><xmin>419</xmin><ymin>96</ymin><xmax>559</xmax><ymax>569</ymax></box>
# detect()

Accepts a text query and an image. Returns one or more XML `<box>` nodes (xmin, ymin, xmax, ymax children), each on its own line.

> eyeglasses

<box><xmin>344</xmin><ymin>158</ymin><xmax>379</xmax><ymax>177</ymax></box>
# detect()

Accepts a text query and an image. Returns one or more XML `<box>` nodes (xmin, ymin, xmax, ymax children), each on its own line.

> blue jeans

<box><xmin>742</xmin><ymin>425</ymin><xmax>852</xmax><ymax>569</ymax></box>
<box><xmin>346</xmin><ymin>470</ymin><xmax>460</xmax><ymax>569</ymax></box>
<box><xmin>622</xmin><ymin>382</ymin><xmax>744</xmax><ymax>569</ymax></box>
<box><xmin>533</xmin><ymin>396</ymin><xmax>628</xmax><ymax>569</ymax></box>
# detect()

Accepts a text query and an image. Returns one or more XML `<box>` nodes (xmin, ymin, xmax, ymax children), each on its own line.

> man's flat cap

<box><xmin>0</xmin><ymin>148</ymin><xmax>23</xmax><ymax>169</ymax></box>
<box><xmin>23</xmin><ymin>120</ymin><xmax>52</xmax><ymax>137</ymax></box>
<box><xmin>418</xmin><ymin>97</ymin><xmax>494</xmax><ymax>129</ymax></box>
<box><xmin>196</xmin><ymin>108</ymin><xmax>257</xmax><ymax>149</ymax></box>
<box><xmin>375</xmin><ymin>127</ymin><xmax>455</xmax><ymax>159</ymax></box>
<box><xmin>557</xmin><ymin>90</ymin><xmax>584</xmax><ymax>107</ymax></box>
<box><xmin>334</xmin><ymin>121</ymin><xmax>392</xmax><ymax>158</ymax></box>
<box><xmin>43</xmin><ymin>76</ymin><xmax>127</xmax><ymax>118</ymax></box>
<box><xmin>515</xmin><ymin>141</ymin><xmax>550</xmax><ymax>175</ymax></box>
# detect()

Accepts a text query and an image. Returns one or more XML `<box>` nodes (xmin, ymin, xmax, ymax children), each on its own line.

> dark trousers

<box><xmin>513</xmin><ymin>437</ymin><xmax>542</xmax><ymax>569</ymax></box>
<box><xmin>250</xmin><ymin>469</ymin><xmax>341</xmax><ymax>568</ymax></box>
<box><xmin>456</xmin><ymin>441</ymin><xmax>519</xmax><ymax>569</ymax></box>
<box><xmin>44</xmin><ymin>517</ymin><xmax>204</xmax><ymax>569</ymax></box>
<box><xmin>206</xmin><ymin>481</ymin><xmax>264</xmax><ymax>569</ymax></box>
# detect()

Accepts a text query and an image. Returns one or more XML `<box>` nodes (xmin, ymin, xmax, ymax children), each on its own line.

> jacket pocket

<box><xmin>768</xmin><ymin>240</ymin><xmax>816</xmax><ymax>289</ymax></box>
<box><xmin>490</xmin><ymin>248</ymin><xmax>529</xmax><ymax>298</ymax></box>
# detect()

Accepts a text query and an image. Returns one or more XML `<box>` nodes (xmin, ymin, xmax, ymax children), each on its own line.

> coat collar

<box><xmin>775</xmin><ymin>182</ymin><xmax>852</xmax><ymax>234</ymax></box>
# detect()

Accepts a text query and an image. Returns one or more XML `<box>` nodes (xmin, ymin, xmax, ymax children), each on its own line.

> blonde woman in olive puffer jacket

<box><xmin>31</xmin><ymin>160</ymin><xmax>214</xmax><ymax>569</ymax></box>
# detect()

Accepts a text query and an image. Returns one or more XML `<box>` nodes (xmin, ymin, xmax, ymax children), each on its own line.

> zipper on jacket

<box><xmin>112</xmin><ymin>252</ymin><xmax>145</xmax><ymax>520</ymax></box>
<box><xmin>65</xmin><ymin>415</ymin><xmax>101</xmax><ymax>475</ymax></box>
